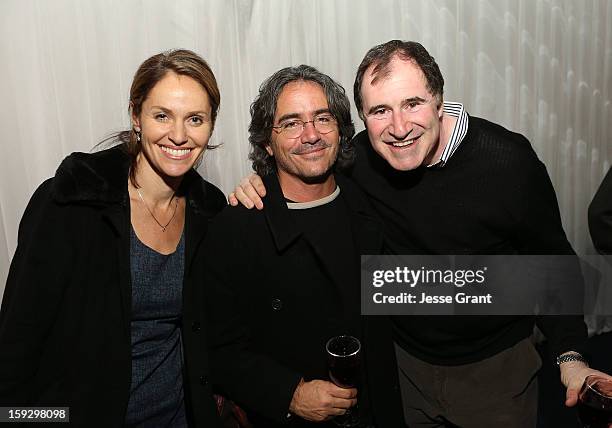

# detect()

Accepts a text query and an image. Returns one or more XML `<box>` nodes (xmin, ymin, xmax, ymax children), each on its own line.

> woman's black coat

<box><xmin>0</xmin><ymin>145</ymin><xmax>225</xmax><ymax>427</ymax></box>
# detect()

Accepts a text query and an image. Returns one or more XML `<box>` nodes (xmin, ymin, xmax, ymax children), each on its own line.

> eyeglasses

<box><xmin>366</xmin><ymin>98</ymin><xmax>434</xmax><ymax>121</ymax></box>
<box><xmin>272</xmin><ymin>114</ymin><xmax>337</xmax><ymax>139</ymax></box>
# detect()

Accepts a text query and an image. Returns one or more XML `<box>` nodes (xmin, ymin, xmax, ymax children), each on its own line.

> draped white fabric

<box><xmin>1</xmin><ymin>0</ymin><xmax>611</xmax><ymax>309</ymax></box>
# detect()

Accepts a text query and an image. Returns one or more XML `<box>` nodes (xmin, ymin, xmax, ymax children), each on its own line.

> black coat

<box><xmin>204</xmin><ymin>173</ymin><xmax>403</xmax><ymax>428</ymax></box>
<box><xmin>0</xmin><ymin>145</ymin><xmax>225</xmax><ymax>427</ymax></box>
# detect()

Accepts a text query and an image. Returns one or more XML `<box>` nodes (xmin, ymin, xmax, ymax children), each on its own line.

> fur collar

<box><xmin>53</xmin><ymin>145</ymin><xmax>130</xmax><ymax>205</ymax></box>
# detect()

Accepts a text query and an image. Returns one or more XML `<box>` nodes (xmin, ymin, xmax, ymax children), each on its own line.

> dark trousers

<box><xmin>395</xmin><ymin>338</ymin><xmax>541</xmax><ymax>428</ymax></box>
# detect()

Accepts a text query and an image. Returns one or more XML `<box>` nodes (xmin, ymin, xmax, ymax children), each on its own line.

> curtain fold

<box><xmin>1</xmin><ymin>0</ymin><xmax>611</xmax><ymax>315</ymax></box>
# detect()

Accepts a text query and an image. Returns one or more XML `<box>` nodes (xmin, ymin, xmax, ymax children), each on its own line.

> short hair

<box><xmin>353</xmin><ymin>40</ymin><xmax>444</xmax><ymax>121</ymax></box>
<box><xmin>249</xmin><ymin>65</ymin><xmax>355</xmax><ymax>176</ymax></box>
<box><xmin>115</xmin><ymin>49</ymin><xmax>220</xmax><ymax>186</ymax></box>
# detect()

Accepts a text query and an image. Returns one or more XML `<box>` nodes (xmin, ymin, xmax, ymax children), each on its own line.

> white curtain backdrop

<box><xmin>1</xmin><ymin>0</ymin><xmax>611</xmax><ymax>311</ymax></box>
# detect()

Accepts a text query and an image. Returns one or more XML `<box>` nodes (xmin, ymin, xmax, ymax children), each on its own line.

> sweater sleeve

<box><xmin>203</xmin><ymin>209</ymin><xmax>302</xmax><ymax>423</ymax></box>
<box><xmin>588</xmin><ymin>167</ymin><xmax>612</xmax><ymax>255</ymax></box>
<box><xmin>0</xmin><ymin>179</ymin><xmax>74</xmax><ymax>405</ymax></box>
<box><xmin>514</xmin><ymin>150</ymin><xmax>587</xmax><ymax>361</ymax></box>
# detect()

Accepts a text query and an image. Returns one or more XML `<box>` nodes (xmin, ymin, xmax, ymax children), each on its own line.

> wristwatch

<box><xmin>556</xmin><ymin>352</ymin><xmax>588</xmax><ymax>366</ymax></box>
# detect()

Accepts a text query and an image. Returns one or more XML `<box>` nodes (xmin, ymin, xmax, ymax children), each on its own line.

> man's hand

<box><xmin>288</xmin><ymin>379</ymin><xmax>357</xmax><ymax>422</ymax></box>
<box><xmin>228</xmin><ymin>173</ymin><xmax>266</xmax><ymax>209</ymax></box>
<box><xmin>560</xmin><ymin>360</ymin><xmax>612</xmax><ymax>406</ymax></box>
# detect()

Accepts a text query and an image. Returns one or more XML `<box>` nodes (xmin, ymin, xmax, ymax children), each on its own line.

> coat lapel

<box><xmin>184</xmin><ymin>202</ymin><xmax>209</xmax><ymax>274</ymax></box>
<box><xmin>101</xmin><ymin>203</ymin><xmax>132</xmax><ymax>341</ymax></box>
<box><xmin>262</xmin><ymin>174</ymin><xmax>302</xmax><ymax>252</ymax></box>
<box><xmin>183</xmin><ymin>170</ymin><xmax>214</xmax><ymax>274</ymax></box>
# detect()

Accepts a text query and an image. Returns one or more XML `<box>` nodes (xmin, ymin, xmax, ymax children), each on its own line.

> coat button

<box><xmin>271</xmin><ymin>298</ymin><xmax>283</xmax><ymax>310</ymax></box>
<box><xmin>199</xmin><ymin>375</ymin><xmax>209</xmax><ymax>386</ymax></box>
<box><xmin>191</xmin><ymin>321</ymin><xmax>201</xmax><ymax>332</ymax></box>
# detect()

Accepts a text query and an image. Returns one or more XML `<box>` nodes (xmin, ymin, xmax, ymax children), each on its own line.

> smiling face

<box><xmin>360</xmin><ymin>57</ymin><xmax>444</xmax><ymax>171</ymax></box>
<box><xmin>132</xmin><ymin>72</ymin><xmax>212</xmax><ymax>183</ymax></box>
<box><xmin>266</xmin><ymin>80</ymin><xmax>340</xmax><ymax>188</ymax></box>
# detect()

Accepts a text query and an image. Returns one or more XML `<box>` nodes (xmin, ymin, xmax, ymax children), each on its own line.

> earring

<box><xmin>134</xmin><ymin>127</ymin><xmax>141</xmax><ymax>142</ymax></box>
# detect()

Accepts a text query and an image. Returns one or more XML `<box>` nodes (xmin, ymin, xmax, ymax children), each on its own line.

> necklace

<box><xmin>136</xmin><ymin>187</ymin><xmax>178</xmax><ymax>232</ymax></box>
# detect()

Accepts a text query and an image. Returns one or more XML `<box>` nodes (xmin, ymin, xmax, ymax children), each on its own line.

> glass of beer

<box><xmin>578</xmin><ymin>375</ymin><xmax>612</xmax><ymax>428</ymax></box>
<box><xmin>326</xmin><ymin>335</ymin><xmax>361</xmax><ymax>427</ymax></box>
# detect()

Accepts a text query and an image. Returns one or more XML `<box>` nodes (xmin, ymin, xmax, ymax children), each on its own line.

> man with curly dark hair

<box><xmin>204</xmin><ymin>65</ymin><xmax>402</xmax><ymax>428</ymax></box>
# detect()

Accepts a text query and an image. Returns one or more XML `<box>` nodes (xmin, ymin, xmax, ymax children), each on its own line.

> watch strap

<box><xmin>556</xmin><ymin>352</ymin><xmax>587</xmax><ymax>366</ymax></box>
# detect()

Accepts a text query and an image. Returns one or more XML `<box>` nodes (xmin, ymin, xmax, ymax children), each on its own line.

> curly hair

<box><xmin>249</xmin><ymin>65</ymin><xmax>355</xmax><ymax>176</ymax></box>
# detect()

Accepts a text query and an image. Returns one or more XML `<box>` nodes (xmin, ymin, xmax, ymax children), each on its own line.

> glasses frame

<box><xmin>272</xmin><ymin>114</ymin><xmax>337</xmax><ymax>139</ymax></box>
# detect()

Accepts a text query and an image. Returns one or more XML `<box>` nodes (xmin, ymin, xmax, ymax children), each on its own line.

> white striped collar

<box><xmin>428</xmin><ymin>101</ymin><xmax>469</xmax><ymax>168</ymax></box>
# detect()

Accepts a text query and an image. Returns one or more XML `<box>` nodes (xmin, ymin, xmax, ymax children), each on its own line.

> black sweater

<box><xmin>349</xmin><ymin>115</ymin><xmax>587</xmax><ymax>365</ymax></box>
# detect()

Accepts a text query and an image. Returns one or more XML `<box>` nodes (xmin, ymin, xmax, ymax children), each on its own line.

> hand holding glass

<box><xmin>578</xmin><ymin>375</ymin><xmax>612</xmax><ymax>428</ymax></box>
<box><xmin>326</xmin><ymin>335</ymin><xmax>361</xmax><ymax>427</ymax></box>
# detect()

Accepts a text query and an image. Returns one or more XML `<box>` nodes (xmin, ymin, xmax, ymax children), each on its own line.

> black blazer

<box><xmin>204</xmin><ymin>173</ymin><xmax>403</xmax><ymax>427</ymax></box>
<box><xmin>0</xmin><ymin>145</ymin><xmax>225</xmax><ymax>427</ymax></box>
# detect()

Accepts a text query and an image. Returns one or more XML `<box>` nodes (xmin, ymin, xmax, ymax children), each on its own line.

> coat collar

<box><xmin>261</xmin><ymin>172</ymin><xmax>383</xmax><ymax>254</ymax></box>
<box><xmin>52</xmin><ymin>144</ymin><xmax>131</xmax><ymax>206</ymax></box>
<box><xmin>261</xmin><ymin>173</ymin><xmax>301</xmax><ymax>251</ymax></box>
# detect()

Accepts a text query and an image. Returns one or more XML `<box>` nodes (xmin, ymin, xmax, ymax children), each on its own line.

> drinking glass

<box><xmin>578</xmin><ymin>375</ymin><xmax>612</xmax><ymax>428</ymax></box>
<box><xmin>326</xmin><ymin>335</ymin><xmax>361</xmax><ymax>427</ymax></box>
